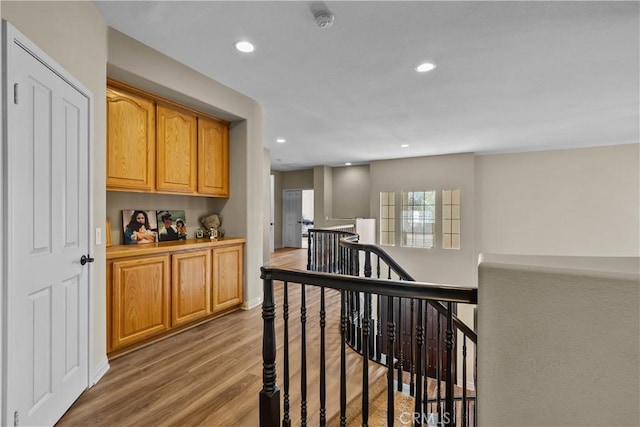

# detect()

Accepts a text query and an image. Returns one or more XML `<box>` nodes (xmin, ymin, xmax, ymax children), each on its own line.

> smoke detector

<box><xmin>315</xmin><ymin>11</ymin><xmax>334</xmax><ymax>28</ymax></box>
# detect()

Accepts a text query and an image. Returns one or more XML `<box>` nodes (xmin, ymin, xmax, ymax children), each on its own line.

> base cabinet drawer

<box><xmin>111</xmin><ymin>255</ymin><xmax>170</xmax><ymax>349</ymax></box>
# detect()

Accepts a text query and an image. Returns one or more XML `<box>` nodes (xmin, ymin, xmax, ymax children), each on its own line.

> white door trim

<box><xmin>1</xmin><ymin>20</ymin><xmax>96</xmax><ymax>425</ymax></box>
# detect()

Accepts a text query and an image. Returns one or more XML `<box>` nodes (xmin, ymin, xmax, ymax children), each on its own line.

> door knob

<box><xmin>80</xmin><ymin>254</ymin><xmax>95</xmax><ymax>266</ymax></box>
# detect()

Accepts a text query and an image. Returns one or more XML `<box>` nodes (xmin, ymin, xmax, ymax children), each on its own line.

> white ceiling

<box><xmin>94</xmin><ymin>1</ymin><xmax>639</xmax><ymax>171</ymax></box>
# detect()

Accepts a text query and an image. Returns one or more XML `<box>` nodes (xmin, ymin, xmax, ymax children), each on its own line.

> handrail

<box><xmin>260</xmin><ymin>266</ymin><xmax>477</xmax><ymax>304</ymax></box>
<box><xmin>339</xmin><ymin>234</ymin><xmax>478</xmax><ymax>342</ymax></box>
<box><xmin>340</xmin><ymin>234</ymin><xmax>414</xmax><ymax>280</ymax></box>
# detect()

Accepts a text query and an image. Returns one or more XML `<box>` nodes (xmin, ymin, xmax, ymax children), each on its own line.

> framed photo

<box><xmin>122</xmin><ymin>210</ymin><xmax>158</xmax><ymax>245</ymax></box>
<box><xmin>156</xmin><ymin>210</ymin><xmax>187</xmax><ymax>242</ymax></box>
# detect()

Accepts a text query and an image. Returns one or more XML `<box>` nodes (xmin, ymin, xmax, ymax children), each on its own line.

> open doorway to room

<box><xmin>282</xmin><ymin>189</ymin><xmax>314</xmax><ymax>248</ymax></box>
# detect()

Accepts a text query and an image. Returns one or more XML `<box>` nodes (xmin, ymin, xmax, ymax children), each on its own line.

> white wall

<box><xmin>478</xmin><ymin>254</ymin><xmax>640</xmax><ymax>426</ymax></box>
<box><xmin>302</xmin><ymin>190</ymin><xmax>314</xmax><ymax>220</ymax></box>
<box><xmin>1</xmin><ymin>0</ymin><xmax>109</xmax><ymax>379</ymax></box>
<box><xmin>475</xmin><ymin>144</ymin><xmax>640</xmax><ymax>257</ymax></box>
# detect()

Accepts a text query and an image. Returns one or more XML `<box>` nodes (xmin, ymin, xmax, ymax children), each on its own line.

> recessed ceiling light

<box><xmin>415</xmin><ymin>62</ymin><xmax>436</xmax><ymax>73</ymax></box>
<box><xmin>276</xmin><ymin>138</ymin><xmax>286</xmax><ymax>143</ymax></box>
<box><xmin>345</xmin><ymin>162</ymin><xmax>352</xmax><ymax>166</ymax></box>
<box><xmin>401</xmin><ymin>144</ymin><xmax>410</xmax><ymax>148</ymax></box>
<box><xmin>235</xmin><ymin>41</ymin><xmax>255</xmax><ymax>53</ymax></box>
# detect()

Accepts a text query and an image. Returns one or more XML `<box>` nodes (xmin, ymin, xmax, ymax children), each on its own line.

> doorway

<box><xmin>2</xmin><ymin>22</ymin><xmax>93</xmax><ymax>426</ymax></box>
<box><xmin>282</xmin><ymin>189</ymin><xmax>314</xmax><ymax>248</ymax></box>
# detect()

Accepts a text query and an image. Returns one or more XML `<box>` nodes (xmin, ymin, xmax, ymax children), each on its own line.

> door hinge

<box><xmin>13</xmin><ymin>83</ymin><xmax>18</xmax><ymax>104</ymax></box>
<box><xmin>14</xmin><ymin>410</ymin><xmax>19</xmax><ymax>427</ymax></box>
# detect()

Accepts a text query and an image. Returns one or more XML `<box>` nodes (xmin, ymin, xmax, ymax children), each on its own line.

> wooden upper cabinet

<box><xmin>156</xmin><ymin>104</ymin><xmax>197</xmax><ymax>193</ymax></box>
<box><xmin>106</xmin><ymin>87</ymin><xmax>155</xmax><ymax>191</ymax></box>
<box><xmin>198</xmin><ymin>117</ymin><xmax>230</xmax><ymax>197</ymax></box>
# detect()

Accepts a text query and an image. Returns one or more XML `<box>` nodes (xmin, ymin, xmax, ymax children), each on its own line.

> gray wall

<box><xmin>475</xmin><ymin>144</ymin><xmax>639</xmax><ymax>258</ymax></box>
<box><xmin>369</xmin><ymin>153</ymin><xmax>476</xmax><ymax>287</ymax></box>
<box><xmin>478</xmin><ymin>254</ymin><xmax>640</xmax><ymax>426</ymax></box>
<box><xmin>332</xmin><ymin>165</ymin><xmax>370</xmax><ymax>219</ymax></box>
<box><xmin>282</xmin><ymin>169</ymin><xmax>314</xmax><ymax>189</ymax></box>
<box><xmin>107</xmin><ymin>192</ymin><xmax>226</xmax><ymax>245</ymax></box>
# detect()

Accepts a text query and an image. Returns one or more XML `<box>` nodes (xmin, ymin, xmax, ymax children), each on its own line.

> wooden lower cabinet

<box><xmin>172</xmin><ymin>249</ymin><xmax>212</xmax><ymax>326</ymax></box>
<box><xmin>111</xmin><ymin>255</ymin><xmax>171</xmax><ymax>349</ymax></box>
<box><xmin>212</xmin><ymin>244</ymin><xmax>244</xmax><ymax>312</ymax></box>
<box><xmin>107</xmin><ymin>239</ymin><xmax>245</xmax><ymax>356</ymax></box>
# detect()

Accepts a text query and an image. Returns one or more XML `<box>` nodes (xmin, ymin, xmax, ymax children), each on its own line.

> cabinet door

<box><xmin>212</xmin><ymin>244</ymin><xmax>244</xmax><ymax>312</ymax></box>
<box><xmin>111</xmin><ymin>255</ymin><xmax>170</xmax><ymax>349</ymax></box>
<box><xmin>106</xmin><ymin>87</ymin><xmax>155</xmax><ymax>191</ymax></box>
<box><xmin>172</xmin><ymin>249</ymin><xmax>212</xmax><ymax>326</ymax></box>
<box><xmin>156</xmin><ymin>104</ymin><xmax>197</xmax><ymax>193</ymax></box>
<box><xmin>198</xmin><ymin>117</ymin><xmax>229</xmax><ymax>197</ymax></box>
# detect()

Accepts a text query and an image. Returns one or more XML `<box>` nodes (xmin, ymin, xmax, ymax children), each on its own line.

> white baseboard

<box><xmin>242</xmin><ymin>296</ymin><xmax>263</xmax><ymax>310</ymax></box>
<box><xmin>91</xmin><ymin>357</ymin><xmax>110</xmax><ymax>386</ymax></box>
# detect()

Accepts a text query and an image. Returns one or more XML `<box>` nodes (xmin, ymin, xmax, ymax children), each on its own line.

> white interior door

<box><xmin>283</xmin><ymin>189</ymin><xmax>302</xmax><ymax>248</ymax></box>
<box><xmin>4</xmin><ymin>24</ymin><xmax>91</xmax><ymax>426</ymax></box>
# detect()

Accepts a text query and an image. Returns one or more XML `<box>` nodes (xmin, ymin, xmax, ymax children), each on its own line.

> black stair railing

<box><xmin>260</xmin><ymin>229</ymin><xmax>478</xmax><ymax>426</ymax></box>
<box><xmin>259</xmin><ymin>267</ymin><xmax>477</xmax><ymax>426</ymax></box>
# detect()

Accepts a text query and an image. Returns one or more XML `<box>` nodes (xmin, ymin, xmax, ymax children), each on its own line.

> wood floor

<box><xmin>57</xmin><ymin>248</ymin><xmax>385</xmax><ymax>427</ymax></box>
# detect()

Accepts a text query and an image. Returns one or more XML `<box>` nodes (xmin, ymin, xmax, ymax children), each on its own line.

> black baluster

<box><xmin>320</xmin><ymin>287</ymin><xmax>327</xmax><ymax>426</ymax></box>
<box><xmin>362</xmin><ymin>292</ymin><xmax>370</xmax><ymax>426</ymax></box>
<box><xmin>259</xmin><ymin>276</ymin><xmax>280</xmax><ymax>426</ymax></box>
<box><xmin>307</xmin><ymin>232</ymin><xmax>312</xmax><ymax>270</ymax></box>
<box><xmin>462</xmin><ymin>336</ymin><xmax>467</xmax><ymax>427</ymax></box>
<box><xmin>423</xmin><ymin>302</ymin><xmax>430</xmax><ymax>420</ymax></box>
<box><xmin>283</xmin><ymin>282</ymin><xmax>291</xmax><ymax>427</ymax></box>
<box><xmin>436</xmin><ymin>311</ymin><xmax>442</xmax><ymax>425</ymax></box>
<box><xmin>340</xmin><ymin>290</ymin><xmax>347</xmax><ymax>427</ymax></box>
<box><xmin>445</xmin><ymin>302</ymin><xmax>455</xmax><ymax>427</ymax></box>
<box><xmin>355</xmin><ymin>292</ymin><xmax>361</xmax><ymax>352</ymax></box>
<box><xmin>364</xmin><ymin>251</ymin><xmax>372</xmax><ymax>278</ymax></box>
<box><xmin>376</xmin><ymin>295</ymin><xmax>382</xmax><ymax>361</ymax></box>
<box><xmin>414</xmin><ymin>300</ymin><xmax>424</xmax><ymax>427</ymax></box>
<box><xmin>397</xmin><ymin>298</ymin><xmax>403</xmax><ymax>392</ymax></box>
<box><xmin>410</xmin><ymin>299</ymin><xmax>415</xmax><ymax>396</ymax></box>
<box><xmin>300</xmin><ymin>284</ymin><xmax>307</xmax><ymax>426</ymax></box>
<box><xmin>474</xmin><ymin>339</ymin><xmax>478</xmax><ymax>427</ymax></box>
<box><xmin>387</xmin><ymin>296</ymin><xmax>395</xmax><ymax>427</ymax></box>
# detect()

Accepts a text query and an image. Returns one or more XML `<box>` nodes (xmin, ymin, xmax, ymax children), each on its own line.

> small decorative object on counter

<box><xmin>200</xmin><ymin>213</ymin><xmax>225</xmax><ymax>239</ymax></box>
<box><xmin>209</xmin><ymin>228</ymin><xmax>219</xmax><ymax>240</ymax></box>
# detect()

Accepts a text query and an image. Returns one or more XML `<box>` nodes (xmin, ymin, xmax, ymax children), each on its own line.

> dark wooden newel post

<box><xmin>260</xmin><ymin>271</ymin><xmax>280</xmax><ymax>426</ymax></box>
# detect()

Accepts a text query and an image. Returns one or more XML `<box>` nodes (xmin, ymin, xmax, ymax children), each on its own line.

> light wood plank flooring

<box><xmin>57</xmin><ymin>248</ymin><xmax>385</xmax><ymax>427</ymax></box>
